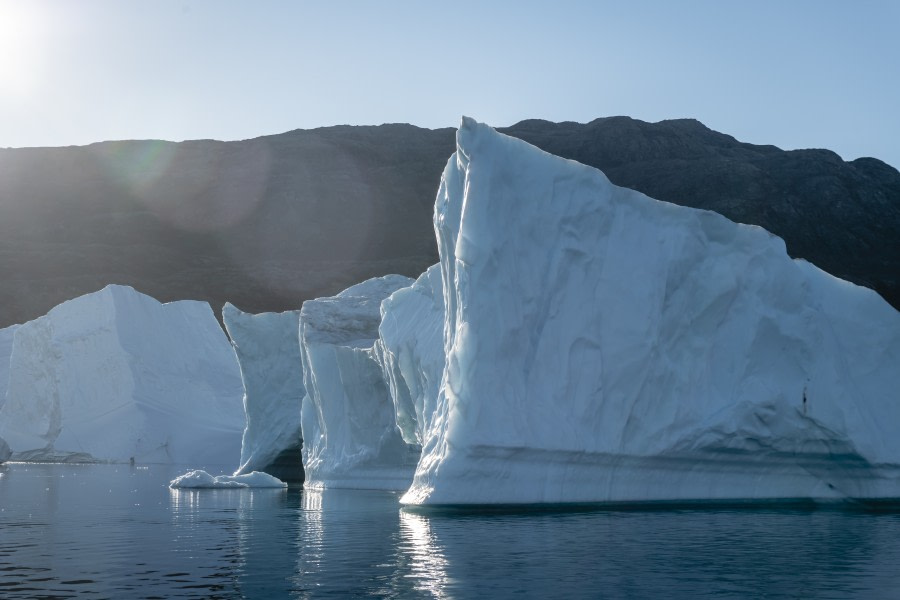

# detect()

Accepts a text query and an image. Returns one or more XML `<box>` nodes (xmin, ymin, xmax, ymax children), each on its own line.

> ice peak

<box><xmin>402</xmin><ymin>119</ymin><xmax>900</xmax><ymax>505</ymax></box>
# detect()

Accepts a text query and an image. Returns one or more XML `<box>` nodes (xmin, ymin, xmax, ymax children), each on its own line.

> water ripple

<box><xmin>2</xmin><ymin>464</ymin><xmax>900</xmax><ymax>598</ymax></box>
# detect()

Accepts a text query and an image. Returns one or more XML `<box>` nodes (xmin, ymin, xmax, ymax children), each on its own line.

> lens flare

<box><xmin>93</xmin><ymin>137</ymin><xmax>271</xmax><ymax>233</ymax></box>
<box><xmin>0</xmin><ymin>2</ymin><xmax>43</xmax><ymax>97</ymax></box>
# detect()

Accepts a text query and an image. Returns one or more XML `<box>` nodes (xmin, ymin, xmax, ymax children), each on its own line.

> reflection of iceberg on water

<box><xmin>399</xmin><ymin>511</ymin><xmax>450</xmax><ymax>598</ymax></box>
<box><xmin>292</xmin><ymin>489</ymin><xmax>407</xmax><ymax>597</ymax></box>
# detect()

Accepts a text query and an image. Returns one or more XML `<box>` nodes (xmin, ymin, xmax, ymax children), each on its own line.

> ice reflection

<box><xmin>302</xmin><ymin>486</ymin><xmax>324</xmax><ymax>512</ymax></box>
<box><xmin>4</xmin><ymin>466</ymin><xmax>900</xmax><ymax>599</ymax></box>
<box><xmin>168</xmin><ymin>487</ymin><xmax>200</xmax><ymax>512</ymax></box>
<box><xmin>168</xmin><ymin>483</ymin><xmax>299</xmax><ymax>598</ymax></box>
<box><xmin>399</xmin><ymin>511</ymin><xmax>450</xmax><ymax>599</ymax></box>
<box><xmin>297</xmin><ymin>487</ymin><xmax>326</xmax><ymax>581</ymax></box>
<box><xmin>168</xmin><ymin>487</ymin><xmax>244</xmax><ymax>592</ymax></box>
<box><xmin>291</xmin><ymin>488</ymin><xmax>411</xmax><ymax>598</ymax></box>
<box><xmin>234</xmin><ymin>487</ymin><xmax>296</xmax><ymax>598</ymax></box>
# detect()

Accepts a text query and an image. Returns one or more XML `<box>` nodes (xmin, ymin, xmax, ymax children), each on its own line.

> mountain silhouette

<box><xmin>1</xmin><ymin>117</ymin><xmax>897</xmax><ymax>328</ymax></box>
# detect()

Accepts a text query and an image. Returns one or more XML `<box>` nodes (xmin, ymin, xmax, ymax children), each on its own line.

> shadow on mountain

<box><xmin>1</xmin><ymin>117</ymin><xmax>897</xmax><ymax>328</ymax></box>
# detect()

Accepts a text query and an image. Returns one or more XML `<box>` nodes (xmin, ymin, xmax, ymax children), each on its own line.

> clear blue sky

<box><xmin>1</xmin><ymin>0</ymin><xmax>898</xmax><ymax>168</ymax></box>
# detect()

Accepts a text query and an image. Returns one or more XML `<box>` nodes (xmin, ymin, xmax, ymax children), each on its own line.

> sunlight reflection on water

<box><xmin>2</xmin><ymin>463</ymin><xmax>900</xmax><ymax>599</ymax></box>
<box><xmin>400</xmin><ymin>510</ymin><xmax>450</xmax><ymax>598</ymax></box>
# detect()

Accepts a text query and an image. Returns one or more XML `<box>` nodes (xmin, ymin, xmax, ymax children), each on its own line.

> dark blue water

<box><xmin>2</xmin><ymin>463</ymin><xmax>900</xmax><ymax>599</ymax></box>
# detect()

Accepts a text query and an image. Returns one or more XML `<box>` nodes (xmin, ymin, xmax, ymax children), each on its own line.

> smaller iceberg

<box><xmin>0</xmin><ymin>285</ymin><xmax>245</xmax><ymax>465</ymax></box>
<box><xmin>223</xmin><ymin>303</ymin><xmax>304</xmax><ymax>481</ymax></box>
<box><xmin>169</xmin><ymin>469</ymin><xmax>287</xmax><ymax>489</ymax></box>
<box><xmin>300</xmin><ymin>275</ymin><xmax>420</xmax><ymax>490</ymax></box>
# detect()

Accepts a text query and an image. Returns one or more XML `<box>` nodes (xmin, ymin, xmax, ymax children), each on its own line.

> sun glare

<box><xmin>0</xmin><ymin>2</ymin><xmax>43</xmax><ymax>96</ymax></box>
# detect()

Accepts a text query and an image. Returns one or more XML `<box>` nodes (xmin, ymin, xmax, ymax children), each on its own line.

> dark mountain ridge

<box><xmin>1</xmin><ymin>117</ymin><xmax>897</xmax><ymax>328</ymax></box>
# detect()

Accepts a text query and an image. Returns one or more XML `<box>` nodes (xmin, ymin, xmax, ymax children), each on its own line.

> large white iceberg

<box><xmin>400</xmin><ymin>117</ymin><xmax>900</xmax><ymax>505</ymax></box>
<box><xmin>0</xmin><ymin>285</ymin><xmax>245</xmax><ymax>465</ymax></box>
<box><xmin>374</xmin><ymin>264</ymin><xmax>445</xmax><ymax>446</ymax></box>
<box><xmin>300</xmin><ymin>275</ymin><xmax>420</xmax><ymax>490</ymax></box>
<box><xmin>223</xmin><ymin>303</ymin><xmax>304</xmax><ymax>481</ymax></box>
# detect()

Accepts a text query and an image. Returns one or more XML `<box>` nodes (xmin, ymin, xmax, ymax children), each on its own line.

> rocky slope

<box><xmin>1</xmin><ymin>117</ymin><xmax>897</xmax><ymax>328</ymax></box>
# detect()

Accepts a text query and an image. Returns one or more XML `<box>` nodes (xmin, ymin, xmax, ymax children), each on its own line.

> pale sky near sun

<box><xmin>1</xmin><ymin>0</ymin><xmax>898</xmax><ymax>169</ymax></box>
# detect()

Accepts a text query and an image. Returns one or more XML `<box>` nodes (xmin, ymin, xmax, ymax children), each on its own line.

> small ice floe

<box><xmin>169</xmin><ymin>469</ymin><xmax>287</xmax><ymax>489</ymax></box>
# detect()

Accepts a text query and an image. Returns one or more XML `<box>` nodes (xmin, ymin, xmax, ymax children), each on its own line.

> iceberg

<box><xmin>300</xmin><ymin>275</ymin><xmax>420</xmax><ymax>490</ymax></box>
<box><xmin>223</xmin><ymin>303</ymin><xmax>304</xmax><ymax>481</ymax></box>
<box><xmin>0</xmin><ymin>436</ymin><xmax>9</xmax><ymax>463</ymax></box>
<box><xmin>400</xmin><ymin>117</ymin><xmax>900</xmax><ymax>505</ymax></box>
<box><xmin>169</xmin><ymin>469</ymin><xmax>287</xmax><ymax>489</ymax></box>
<box><xmin>0</xmin><ymin>285</ymin><xmax>245</xmax><ymax>465</ymax></box>
<box><xmin>374</xmin><ymin>264</ymin><xmax>445</xmax><ymax>446</ymax></box>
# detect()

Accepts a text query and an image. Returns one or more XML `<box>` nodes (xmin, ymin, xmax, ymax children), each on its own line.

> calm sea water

<box><xmin>1</xmin><ymin>463</ymin><xmax>900</xmax><ymax>599</ymax></box>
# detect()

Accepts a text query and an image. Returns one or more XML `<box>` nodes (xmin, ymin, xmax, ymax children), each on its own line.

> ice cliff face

<box><xmin>401</xmin><ymin>118</ymin><xmax>900</xmax><ymax>505</ymax></box>
<box><xmin>0</xmin><ymin>285</ymin><xmax>245</xmax><ymax>464</ymax></box>
<box><xmin>373</xmin><ymin>264</ymin><xmax>445</xmax><ymax>446</ymax></box>
<box><xmin>299</xmin><ymin>275</ymin><xmax>420</xmax><ymax>490</ymax></box>
<box><xmin>223</xmin><ymin>303</ymin><xmax>304</xmax><ymax>481</ymax></box>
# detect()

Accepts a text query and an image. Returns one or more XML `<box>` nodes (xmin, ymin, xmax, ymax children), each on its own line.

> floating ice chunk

<box><xmin>300</xmin><ymin>275</ymin><xmax>420</xmax><ymax>490</ymax></box>
<box><xmin>401</xmin><ymin>117</ymin><xmax>900</xmax><ymax>505</ymax></box>
<box><xmin>0</xmin><ymin>285</ymin><xmax>245</xmax><ymax>465</ymax></box>
<box><xmin>223</xmin><ymin>303</ymin><xmax>304</xmax><ymax>481</ymax></box>
<box><xmin>169</xmin><ymin>469</ymin><xmax>287</xmax><ymax>489</ymax></box>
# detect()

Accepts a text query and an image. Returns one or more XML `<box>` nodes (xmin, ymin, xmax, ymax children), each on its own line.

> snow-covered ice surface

<box><xmin>223</xmin><ymin>303</ymin><xmax>304</xmax><ymax>480</ymax></box>
<box><xmin>0</xmin><ymin>285</ymin><xmax>245</xmax><ymax>465</ymax></box>
<box><xmin>169</xmin><ymin>469</ymin><xmax>287</xmax><ymax>489</ymax></box>
<box><xmin>400</xmin><ymin>117</ymin><xmax>900</xmax><ymax>506</ymax></box>
<box><xmin>300</xmin><ymin>275</ymin><xmax>420</xmax><ymax>490</ymax></box>
<box><xmin>374</xmin><ymin>264</ymin><xmax>444</xmax><ymax>446</ymax></box>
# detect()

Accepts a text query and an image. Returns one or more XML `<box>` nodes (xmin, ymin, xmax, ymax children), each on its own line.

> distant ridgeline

<box><xmin>1</xmin><ymin>117</ymin><xmax>898</xmax><ymax>328</ymax></box>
